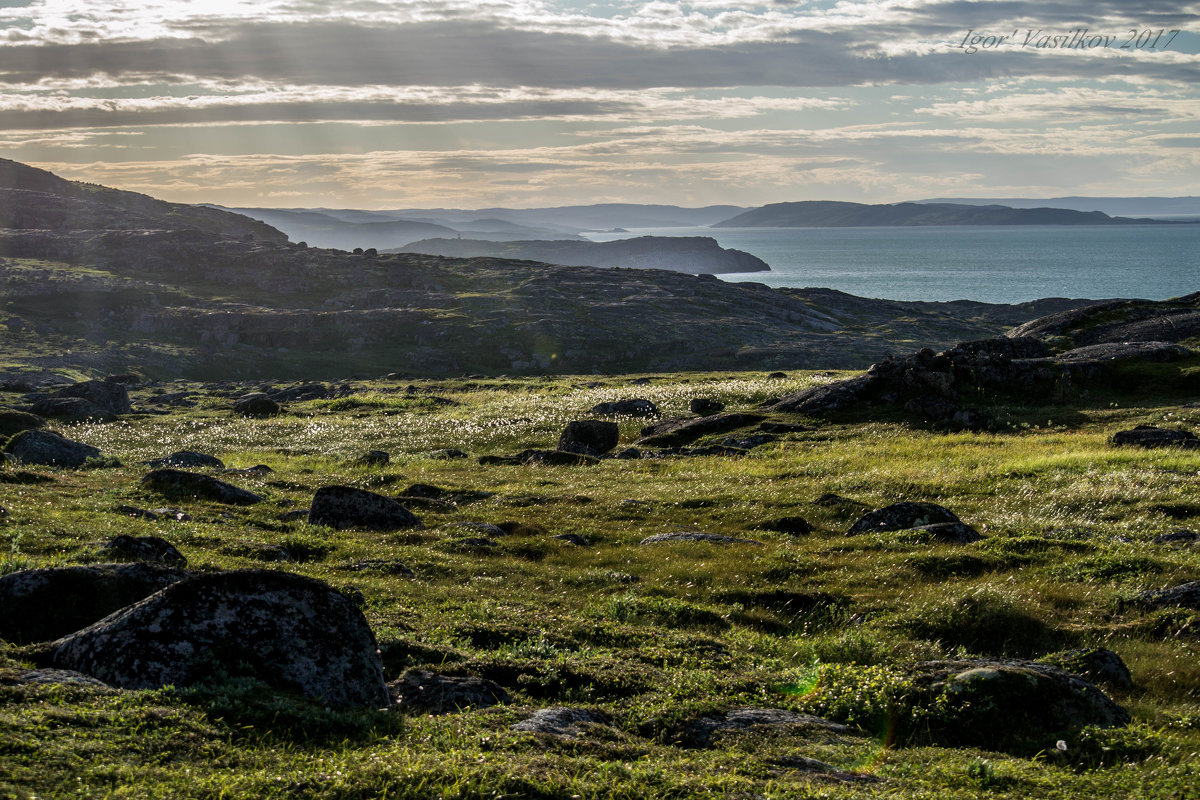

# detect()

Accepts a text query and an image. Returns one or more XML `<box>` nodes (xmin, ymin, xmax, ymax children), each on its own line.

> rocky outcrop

<box><xmin>0</xmin><ymin>408</ymin><xmax>44</xmax><ymax>438</ymax></box>
<box><xmin>0</xmin><ymin>562</ymin><xmax>190</xmax><ymax>643</ymax></box>
<box><xmin>513</xmin><ymin>707</ymin><xmax>611</xmax><ymax>737</ymax></box>
<box><xmin>232</xmin><ymin>392</ymin><xmax>282</xmax><ymax>417</ymax></box>
<box><xmin>1132</xmin><ymin>581</ymin><xmax>1200</xmax><ymax>611</ymax></box>
<box><xmin>637</xmin><ymin>413</ymin><xmax>764</xmax><ymax>447</ymax></box>
<box><xmin>99</xmin><ymin>535</ymin><xmax>187</xmax><ymax>566</ymax></box>
<box><xmin>558</xmin><ymin>420</ymin><xmax>619</xmax><ymax>456</ymax></box>
<box><xmin>3</xmin><ymin>430</ymin><xmax>101</xmax><ymax>468</ymax></box>
<box><xmin>48</xmin><ymin>380</ymin><xmax>131</xmax><ymax>415</ymax></box>
<box><xmin>1111</xmin><ymin>426</ymin><xmax>1200</xmax><ymax>449</ymax></box>
<box><xmin>50</xmin><ymin>570</ymin><xmax>391</xmax><ymax>708</ymax></box>
<box><xmin>846</xmin><ymin>502</ymin><xmax>967</xmax><ymax>535</ymax></box>
<box><xmin>1007</xmin><ymin>294</ymin><xmax>1200</xmax><ymax>347</ymax></box>
<box><xmin>141</xmin><ymin>469</ymin><xmax>265</xmax><ymax>505</ymax></box>
<box><xmin>308</xmin><ymin>486</ymin><xmax>423</xmax><ymax>530</ymax></box>
<box><xmin>28</xmin><ymin>397</ymin><xmax>117</xmax><ymax>423</ymax></box>
<box><xmin>1040</xmin><ymin>649</ymin><xmax>1133</xmax><ymax>692</ymax></box>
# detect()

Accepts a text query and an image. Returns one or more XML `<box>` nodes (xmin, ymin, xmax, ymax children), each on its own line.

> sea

<box><xmin>582</xmin><ymin>225</ymin><xmax>1200</xmax><ymax>305</ymax></box>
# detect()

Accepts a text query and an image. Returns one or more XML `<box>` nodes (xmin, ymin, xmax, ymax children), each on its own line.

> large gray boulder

<box><xmin>141</xmin><ymin>469</ymin><xmax>265</xmax><ymax>505</ymax></box>
<box><xmin>51</xmin><ymin>570</ymin><xmax>391</xmax><ymax>708</ymax></box>
<box><xmin>3</xmin><ymin>429</ymin><xmax>101</xmax><ymax>468</ymax></box>
<box><xmin>558</xmin><ymin>420</ymin><xmax>619</xmax><ymax>455</ymax></box>
<box><xmin>309</xmin><ymin>486</ymin><xmax>423</xmax><ymax>530</ymax></box>
<box><xmin>48</xmin><ymin>379</ymin><xmax>131</xmax><ymax>415</ymax></box>
<box><xmin>0</xmin><ymin>562</ymin><xmax>189</xmax><ymax>644</ymax></box>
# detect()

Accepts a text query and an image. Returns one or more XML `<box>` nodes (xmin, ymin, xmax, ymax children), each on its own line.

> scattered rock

<box><xmin>758</xmin><ymin>516</ymin><xmax>814</xmax><ymax>536</ymax></box>
<box><xmin>142</xmin><ymin>469</ymin><xmax>265</xmax><ymax>505</ymax></box>
<box><xmin>1111</xmin><ymin>425</ymin><xmax>1200</xmax><ymax>449</ymax></box>
<box><xmin>589</xmin><ymin>398</ymin><xmax>659</xmax><ymax>417</ymax></box>
<box><xmin>513</xmin><ymin>707</ymin><xmax>610</xmax><ymax>737</ymax></box>
<box><xmin>451</xmin><ymin>522</ymin><xmax>507</xmax><ymax>538</ymax></box>
<box><xmin>428</xmin><ymin>448</ymin><xmax>468</xmax><ymax>460</ymax></box>
<box><xmin>1150</xmin><ymin>529</ymin><xmax>1198</xmax><ymax>545</ymax></box>
<box><xmin>847</xmin><ymin>502</ymin><xmax>964</xmax><ymax>535</ymax></box>
<box><xmin>0</xmin><ymin>562</ymin><xmax>190</xmax><ymax>644</ymax></box>
<box><xmin>143</xmin><ymin>451</ymin><xmax>225</xmax><ymax>470</ymax></box>
<box><xmin>353</xmin><ymin>450</ymin><xmax>390</xmax><ymax>466</ymax></box>
<box><xmin>3</xmin><ymin>430</ymin><xmax>101</xmax><ymax>468</ymax></box>
<box><xmin>114</xmin><ymin>505</ymin><xmax>190</xmax><ymax>522</ymax></box>
<box><xmin>99</xmin><ymin>535</ymin><xmax>187</xmax><ymax>566</ymax></box>
<box><xmin>558</xmin><ymin>420</ymin><xmax>619</xmax><ymax>456</ymax></box>
<box><xmin>909</xmin><ymin>521</ymin><xmax>984</xmax><ymax>544</ymax></box>
<box><xmin>689</xmin><ymin>398</ymin><xmax>725</xmax><ymax>415</ymax></box>
<box><xmin>48</xmin><ymin>379</ymin><xmax>131</xmax><ymax>415</ymax></box>
<box><xmin>232</xmin><ymin>392</ymin><xmax>282</xmax><ymax>417</ymax></box>
<box><xmin>518</xmin><ymin>449</ymin><xmax>601</xmax><ymax>466</ymax></box>
<box><xmin>29</xmin><ymin>396</ymin><xmax>117</xmax><ymax>422</ymax></box>
<box><xmin>682</xmin><ymin>707</ymin><xmax>856</xmax><ymax>747</ymax></box>
<box><xmin>0</xmin><ymin>408</ymin><xmax>45</xmax><ymax>438</ymax></box>
<box><xmin>1132</xmin><ymin>581</ymin><xmax>1200</xmax><ymax>611</ymax></box>
<box><xmin>766</xmin><ymin>371</ymin><xmax>788</xmax><ymax>379</ymax></box>
<box><xmin>1040</xmin><ymin>649</ymin><xmax>1134</xmax><ymax>691</ymax></box>
<box><xmin>553</xmin><ymin>533</ymin><xmax>589</xmax><ymax>546</ymax></box>
<box><xmin>640</xmin><ymin>531</ymin><xmax>762</xmax><ymax>546</ymax></box>
<box><xmin>614</xmin><ymin>447</ymin><xmax>642</xmax><ymax>459</ymax></box>
<box><xmin>309</xmin><ymin>485</ymin><xmax>423</xmax><ymax>530</ymax></box>
<box><xmin>51</xmin><ymin>570</ymin><xmax>391</xmax><ymax>708</ymax></box>
<box><xmin>391</xmin><ymin>670</ymin><xmax>511</xmax><ymax>714</ymax></box>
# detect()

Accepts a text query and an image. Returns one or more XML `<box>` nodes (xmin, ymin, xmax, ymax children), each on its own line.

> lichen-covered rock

<box><xmin>3</xmin><ymin>429</ymin><xmax>101</xmax><ymax>468</ymax></box>
<box><xmin>640</xmin><ymin>531</ymin><xmax>762</xmax><ymax>546</ymax></box>
<box><xmin>682</xmin><ymin>707</ymin><xmax>855</xmax><ymax>747</ymax></box>
<box><xmin>0</xmin><ymin>408</ymin><xmax>44</xmax><ymax>438</ymax></box>
<box><xmin>143</xmin><ymin>451</ymin><xmax>226</xmax><ymax>469</ymax></box>
<box><xmin>391</xmin><ymin>670</ymin><xmax>511</xmax><ymax>714</ymax></box>
<box><xmin>1041</xmin><ymin>648</ymin><xmax>1134</xmax><ymax>691</ymax></box>
<box><xmin>589</xmin><ymin>398</ymin><xmax>658</xmax><ymax>417</ymax></box>
<box><xmin>558</xmin><ymin>420</ymin><xmax>619</xmax><ymax>455</ymax></box>
<box><xmin>847</xmin><ymin>502</ymin><xmax>963</xmax><ymax>535</ymax></box>
<box><xmin>1132</xmin><ymin>581</ymin><xmax>1200</xmax><ymax>611</ymax></box>
<box><xmin>309</xmin><ymin>485</ymin><xmax>423</xmax><ymax>530</ymax></box>
<box><xmin>141</xmin><ymin>469</ymin><xmax>265</xmax><ymax>505</ymax></box>
<box><xmin>6</xmin><ymin>669</ymin><xmax>114</xmax><ymax>690</ymax></box>
<box><xmin>1111</xmin><ymin>425</ymin><xmax>1200</xmax><ymax>449</ymax></box>
<box><xmin>99</xmin><ymin>535</ymin><xmax>187</xmax><ymax>566</ymax></box>
<box><xmin>51</xmin><ymin>570</ymin><xmax>391</xmax><ymax>708</ymax></box>
<box><xmin>513</xmin><ymin>707</ymin><xmax>610</xmax><ymax>737</ymax></box>
<box><xmin>232</xmin><ymin>392</ymin><xmax>281</xmax><ymax>417</ymax></box>
<box><xmin>0</xmin><ymin>562</ymin><xmax>189</xmax><ymax>643</ymax></box>
<box><xmin>48</xmin><ymin>379</ymin><xmax>131</xmax><ymax>415</ymax></box>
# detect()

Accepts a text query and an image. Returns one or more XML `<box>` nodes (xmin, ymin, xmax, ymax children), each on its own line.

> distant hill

<box><xmin>918</xmin><ymin>196</ymin><xmax>1200</xmax><ymax>220</ymax></box>
<box><xmin>0</xmin><ymin>159</ymin><xmax>286</xmax><ymax>242</ymax></box>
<box><xmin>712</xmin><ymin>201</ymin><xmax>1162</xmax><ymax>228</ymax></box>
<box><xmin>216</xmin><ymin>207</ymin><xmax>463</xmax><ymax>250</ymax></box>
<box><xmin>386</xmin><ymin>203</ymin><xmax>748</xmax><ymax>231</ymax></box>
<box><xmin>394</xmin><ymin>236</ymin><xmax>770</xmax><ymax>274</ymax></box>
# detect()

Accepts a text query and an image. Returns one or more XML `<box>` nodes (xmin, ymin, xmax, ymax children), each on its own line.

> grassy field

<box><xmin>2</xmin><ymin>370</ymin><xmax>1199</xmax><ymax>799</ymax></box>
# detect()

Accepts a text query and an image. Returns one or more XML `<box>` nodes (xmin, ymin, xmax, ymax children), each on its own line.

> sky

<box><xmin>0</xmin><ymin>0</ymin><xmax>1198</xmax><ymax>209</ymax></box>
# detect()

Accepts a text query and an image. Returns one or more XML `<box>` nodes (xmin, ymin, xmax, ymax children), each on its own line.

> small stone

<box><xmin>513</xmin><ymin>707</ymin><xmax>610</xmax><ymax>737</ymax></box>
<box><xmin>640</xmin><ymin>531</ymin><xmax>762</xmax><ymax>546</ymax></box>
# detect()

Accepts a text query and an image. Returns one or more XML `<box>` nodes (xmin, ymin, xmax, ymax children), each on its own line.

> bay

<box><xmin>583</xmin><ymin>225</ymin><xmax>1200</xmax><ymax>304</ymax></box>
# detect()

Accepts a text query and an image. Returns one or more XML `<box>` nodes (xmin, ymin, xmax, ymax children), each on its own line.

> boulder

<box><xmin>513</xmin><ymin>707</ymin><xmax>611</xmax><ymax>737</ymax></box>
<box><xmin>1111</xmin><ymin>425</ymin><xmax>1200</xmax><ymax>449</ymax></box>
<box><xmin>353</xmin><ymin>450</ymin><xmax>390</xmax><ymax>466</ymax></box>
<box><xmin>640</xmin><ymin>531</ymin><xmax>762</xmax><ymax>546</ymax></box>
<box><xmin>558</xmin><ymin>420</ymin><xmax>619</xmax><ymax>455</ymax></box>
<box><xmin>689</xmin><ymin>398</ymin><xmax>725</xmax><ymax>415</ymax></box>
<box><xmin>309</xmin><ymin>485</ymin><xmax>423</xmax><ymax>530</ymax></box>
<box><xmin>48</xmin><ymin>379</ymin><xmax>131</xmax><ymax>415</ymax></box>
<box><xmin>50</xmin><ymin>570</ymin><xmax>391</xmax><ymax>708</ymax></box>
<box><xmin>637</xmin><ymin>413</ymin><xmax>764</xmax><ymax>447</ymax></box>
<box><xmin>29</xmin><ymin>396</ymin><xmax>116</xmax><ymax>422</ymax></box>
<box><xmin>910</xmin><ymin>521</ymin><xmax>983</xmax><ymax>544</ymax></box>
<box><xmin>847</xmin><ymin>502</ymin><xmax>963</xmax><ymax>535</ymax></box>
<box><xmin>758</xmin><ymin>516</ymin><xmax>814</xmax><ymax>536</ymax></box>
<box><xmin>143</xmin><ymin>451</ymin><xmax>226</xmax><ymax>470</ymax></box>
<box><xmin>141</xmin><ymin>469</ymin><xmax>265</xmax><ymax>505</ymax></box>
<box><xmin>99</xmin><ymin>535</ymin><xmax>187</xmax><ymax>566</ymax></box>
<box><xmin>0</xmin><ymin>408</ymin><xmax>44</xmax><ymax>438</ymax></box>
<box><xmin>1040</xmin><ymin>648</ymin><xmax>1134</xmax><ymax>691</ymax></box>
<box><xmin>1132</xmin><ymin>581</ymin><xmax>1200</xmax><ymax>611</ymax></box>
<box><xmin>390</xmin><ymin>670</ymin><xmax>511</xmax><ymax>714</ymax></box>
<box><xmin>232</xmin><ymin>392</ymin><xmax>281</xmax><ymax>417</ymax></box>
<box><xmin>3</xmin><ymin>429</ymin><xmax>101</xmax><ymax>468</ymax></box>
<box><xmin>681</xmin><ymin>707</ymin><xmax>855</xmax><ymax>747</ymax></box>
<box><xmin>0</xmin><ymin>562</ymin><xmax>189</xmax><ymax>644</ymax></box>
<box><xmin>1150</xmin><ymin>529</ymin><xmax>1198</xmax><ymax>546</ymax></box>
<box><xmin>589</xmin><ymin>398</ymin><xmax>659</xmax><ymax>417</ymax></box>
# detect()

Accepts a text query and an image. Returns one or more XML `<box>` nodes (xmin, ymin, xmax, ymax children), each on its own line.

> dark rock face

<box><xmin>637</xmin><ymin>413</ymin><xmax>764</xmax><ymax>447</ymax></box>
<box><xmin>143</xmin><ymin>451</ymin><xmax>226</xmax><ymax>469</ymax></box>
<box><xmin>232</xmin><ymin>392</ymin><xmax>281</xmax><ymax>417</ymax></box>
<box><xmin>391</xmin><ymin>670</ymin><xmax>511</xmax><ymax>714</ymax></box>
<box><xmin>29</xmin><ymin>396</ymin><xmax>117</xmax><ymax>422</ymax></box>
<box><xmin>898</xmin><ymin>659</ymin><xmax>1130</xmax><ymax>754</ymax></box>
<box><xmin>0</xmin><ymin>408</ymin><xmax>45</xmax><ymax>437</ymax></box>
<box><xmin>558</xmin><ymin>420</ymin><xmax>619</xmax><ymax>456</ymax></box>
<box><xmin>689</xmin><ymin>398</ymin><xmax>725</xmax><ymax>415</ymax></box>
<box><xmin>640</xmin><ymin>531</ymin><xmax>762</xmax><ymax>546</ymax></box>
<box><xmin>142</xmin><ymin>469</ymin><xmax>265</xmax><ymax>505</ymax></box>
<box><xmin>1133</xmin><ymin>581</ymin><xmax>1200</xmax><ymax>611</ymax></box>
<box><xmin>513</xmin><ymin>707</ymin><xmax>610</xmax><ymax>737</ymax></box>
<box><xmin>0</xmin><ymin>563</ymin><xmax>189</xmax><ymax>644</ymax></box>
<box><xmin>1111</xmin><ymin>425</ymin><xmax>1200</xmax><ymax>449</ymax></box>
<box><xmin>51</xmin><ymin>570</ymin><xmax>391</xmax><ymax>708</ymax></box>
<box><xmin>99</xmin><ymin>535</ymin><xmax>187</xmax><ymax>566</ymax></box>
<box><xmin>589</xmin><ymin>398</ymin><xmax>659</xmax><ymax>417</ymax></box>
<box><xmin>682</xmin><ymin>707</ymin><xmax>855</xmax><ymax>747</ymax></box>
<box><xmin>3</xmin><ymin>429</ymin><xmax>101</xmax><ymax>468</ymax></box>
<box><xmin>847</xmin><ymin>502</ymin><xmax>963</xmax><ymax>535</ymax></box>
<box><xmin>308</xmin><ymin>485</ymin><xmax>423</xmax><ymax>530</ymax></box>
<box><xmin>1041</xmin><ymin>649</ymin><xmax>1134</xmax><ymax>691</ymax></box>
<box><xmin>49</xmin><ymin>379</ymin><xmax>131</xmax><ymax>415</ymax></box>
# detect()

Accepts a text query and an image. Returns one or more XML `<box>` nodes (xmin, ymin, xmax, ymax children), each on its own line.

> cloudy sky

<box><xmin>1</xmin><ymin>0</ymin><xmax>1197</xmax><ymax>208</ymax></box>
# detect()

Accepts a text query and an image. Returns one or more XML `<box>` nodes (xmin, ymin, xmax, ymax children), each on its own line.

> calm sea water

<box><xmin>584</xmin><ymin>225</ymin><xmax>1200</xmax><ymax>304</ymax></box>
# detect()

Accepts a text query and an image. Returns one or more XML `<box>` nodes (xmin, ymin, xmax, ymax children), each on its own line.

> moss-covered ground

<box><xmin>2</xmin><ymin>370</ymin><xmax>1199</xmax><ymax>799</ymax></box>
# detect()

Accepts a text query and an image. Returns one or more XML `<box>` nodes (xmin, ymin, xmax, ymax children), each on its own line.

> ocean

<box><xmin>583</xmin><ymin>225</ymin><xmax>1200</xmax><ymax>304</ymax></box>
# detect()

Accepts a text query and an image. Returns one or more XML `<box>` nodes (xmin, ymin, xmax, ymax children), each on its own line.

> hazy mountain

<box><xmin>386</xmin><ymin>203</ymin><xmax>747</xmax><ymax>231</ymax></box>
<box><xmin>917</xmin><ymin>196</ymin><xmax>1200</xmax><ymax>220</ymax></box>
<box><xmin>712</xmin><ymin>201</ymin><xmax>1161</xmax><ymax>227</ymax></box>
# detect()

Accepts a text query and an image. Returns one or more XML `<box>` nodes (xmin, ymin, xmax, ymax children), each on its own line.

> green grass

<box><xmin>2</xmin><ymin>370</ymin><xmax>1200</xmax><ymax>798</ymax></box>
